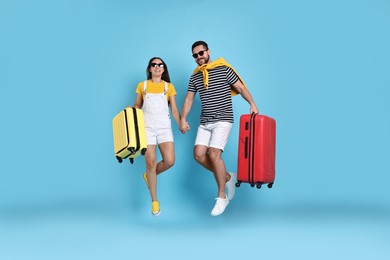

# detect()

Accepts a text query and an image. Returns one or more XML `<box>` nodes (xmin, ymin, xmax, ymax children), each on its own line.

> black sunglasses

<box><xmin>150</xmin><ymin>63</ymin><xmax>164</xmax><ymax>68</ymax></box>
<box><xmin>192</xmin><ymin>49</ymin><xmax>208</xmax><ymax>59</ymax></box>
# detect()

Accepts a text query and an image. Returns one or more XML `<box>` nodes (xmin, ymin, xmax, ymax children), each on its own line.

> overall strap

<box><xmin>143</xmin><ymin>80</ymin><xmax>147</xmax><ymax>95</ymax></box>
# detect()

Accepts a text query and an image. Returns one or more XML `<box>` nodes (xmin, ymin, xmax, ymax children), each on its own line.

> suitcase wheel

<box><xmin>235</xmin><ymin>181</ymin><xmax>241</xmax><ymax>188</ymax></box>
<box><xmin>250</xmin><ymin>183</ymin><xmax>255</xmax><ymax>188</ymax></box>
<box><xmin>141</xmin><ymin>148</ymin><xmax>147</xmax><ymax>155</ymax></box>
<box><xmin>129</xmin><ymin>158</ymin><xmax>134</xmax><ymax>164</ymax></box>
<box><xmin>116</xmin><ymin>156</ymin><xmax>123</xmax><ymax>163</ymax></box>
<box><xmin>267</xmin><ymin>183</ymin><xmax>273</xmax><ymax>189</ymax></box>
<box><xmin>256</xmin><ymin>183</ymin><xmax>262</xmax><ymax>189</ymax></box>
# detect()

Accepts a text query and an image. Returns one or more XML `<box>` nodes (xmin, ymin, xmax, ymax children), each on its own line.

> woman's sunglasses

<box><xmin>150</xmin><ymin>63</ymin><xmax>164</xmax><ymax>68</ymax></box>
<box><xmin>192</xmin><ymin>49</ymin><xmax>208</xmax><ymax>59</ymax></box>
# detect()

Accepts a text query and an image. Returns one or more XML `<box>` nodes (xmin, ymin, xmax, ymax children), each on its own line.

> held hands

<box><xmin>179</xmin><ymin>120</ymin><xmax>190</xmax><ymax>134</ymax></box>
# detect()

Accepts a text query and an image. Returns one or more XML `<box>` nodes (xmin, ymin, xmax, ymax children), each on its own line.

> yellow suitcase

<box><xmin>112</xmin><ymin>107</ymin><xmax>147</xmax><ymax>164</ymax></box>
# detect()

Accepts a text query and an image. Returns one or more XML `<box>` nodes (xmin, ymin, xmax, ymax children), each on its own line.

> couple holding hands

<box><xmin>132</xmin><ymin>41</ymin><xmax>259</xmax><ymax>217</ymax></box>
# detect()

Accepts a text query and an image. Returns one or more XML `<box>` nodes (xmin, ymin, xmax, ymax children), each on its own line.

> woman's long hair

<box><xmin>146</xmin><ymin>57</ymin><xmax>171</xmax><ymax>83</ymax></box>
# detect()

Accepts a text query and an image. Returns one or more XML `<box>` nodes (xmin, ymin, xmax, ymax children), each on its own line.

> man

<box><xmin>180</xmin><ymin>41</ymin><xmax>259</xmax><ymax>216</ymax></box>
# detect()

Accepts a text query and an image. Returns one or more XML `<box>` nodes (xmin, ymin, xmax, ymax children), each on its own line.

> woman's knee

<box><xmin>164</xmin><ymin>157</ymin><xmax>175</xmax><ymax>169</ymax></box>
<box><xmin>145</xmin><ymin>159</ymin><xmax>157</xmax><ymax>171</ymax></box>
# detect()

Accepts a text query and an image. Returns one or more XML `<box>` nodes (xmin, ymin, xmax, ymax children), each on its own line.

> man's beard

<box><xmin>197</xmin><ymin>56</ymin><xmax>209</xmax><ymax>65</ymax></box>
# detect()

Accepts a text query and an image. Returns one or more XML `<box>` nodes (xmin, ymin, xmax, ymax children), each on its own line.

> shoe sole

<box><xmin>211</xmin><ymin>209</ymin><xmax>226</xmax><ymax>216</ymax></box>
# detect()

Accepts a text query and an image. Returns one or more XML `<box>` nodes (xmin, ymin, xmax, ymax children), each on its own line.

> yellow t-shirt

<box><xmin>135</xmin><ymin>80</ymin><xmax>177</xmax><ymax>100</ymax></box>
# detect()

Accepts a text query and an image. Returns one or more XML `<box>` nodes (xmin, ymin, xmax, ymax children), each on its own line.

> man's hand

<box><xmin>250</xmin><ymin>104</ymin><xmax>259</xmax><ymax>114</ymax></box>
<box><xmin>180</xmin><ymin>120</ymin><xmax>190</xmax><ymax>134</ymax></box>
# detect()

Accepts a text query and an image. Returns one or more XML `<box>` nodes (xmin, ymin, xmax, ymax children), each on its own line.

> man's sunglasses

<box><xmin>150</xmin><ymin>63</ymin><xmax>164</xmax><ymax>68</ymax></box>
<box><xmin>192</xmin><ymin>49</ymin><xmax>208</xmax><ymax>59</ymax></box>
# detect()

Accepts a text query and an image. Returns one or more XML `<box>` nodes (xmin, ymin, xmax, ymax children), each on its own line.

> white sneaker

<box><xmin>226</xmin><ymin>172</ymin><xmax>237</xmax><ymax>200</ymax></box>
<box><xmin>211</xmin><ymin>196</ymin><xmax>229</xmax><ymax>216</ymax></box>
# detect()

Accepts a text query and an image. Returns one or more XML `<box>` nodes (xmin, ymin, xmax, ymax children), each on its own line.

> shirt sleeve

<box><xmin>187</xmin><ymin>75</ymin><xmax>197</xmax><ymax>93</ymax></box>
<box><xmin>226</xmin><ymin>67</ymin><xmax>239</xmax><ymax>85</ymax></box>
<box><xmin>135</xmin><ymin>82</ymin><xmax>144</xmax><ymax>98</ymax></box>
<box><xmin>168</xmin><ymin>83</ymin><xmax>177</xmax><ymax>97</ymax></box>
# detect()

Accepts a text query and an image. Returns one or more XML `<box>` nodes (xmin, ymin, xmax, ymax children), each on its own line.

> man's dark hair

<box><xmin>192</xmin><ymin>41</ymin><xmax>209</xmax><ymax>51</ymax></box>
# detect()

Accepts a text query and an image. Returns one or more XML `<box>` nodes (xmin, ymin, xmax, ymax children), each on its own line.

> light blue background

<box><xmin>1</xmin><ymin>0</ymin><xmax>389</xmax><ymax>259</ymax></box>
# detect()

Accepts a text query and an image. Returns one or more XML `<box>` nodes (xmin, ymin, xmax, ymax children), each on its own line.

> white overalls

<box><xmin>142</xmin><ymin>80</ymin><xmax>173</xmax><ymax>145</ymax></box>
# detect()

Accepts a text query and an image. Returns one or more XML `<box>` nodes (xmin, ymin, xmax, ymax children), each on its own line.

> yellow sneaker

<box><xmin>143</xmin><ymin>173</ymin><xmax>148</xmax><ymax>188</ymax></box>
<box><xmin>152</xmin><ymin>201</ymin><xmax>160</xmax><ymax>216</ymax></box>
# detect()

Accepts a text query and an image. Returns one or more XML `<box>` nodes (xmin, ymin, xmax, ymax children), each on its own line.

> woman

<box><xmin>133</xmin><ymin>57</ymin><xmax>184</xmax><ymax>216</ymax></box>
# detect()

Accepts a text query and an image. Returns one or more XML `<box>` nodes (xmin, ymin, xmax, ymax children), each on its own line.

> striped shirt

<box><xmin>188</xmin><ymin>66</ymin><xmax>239</xmax><ymax>125</ymax></box>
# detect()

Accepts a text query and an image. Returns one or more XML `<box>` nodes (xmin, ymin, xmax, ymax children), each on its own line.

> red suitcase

<box><xmin>236</xmin><ymin>113</ymin><xmax>276</xmax><ymax>189</ymax></box>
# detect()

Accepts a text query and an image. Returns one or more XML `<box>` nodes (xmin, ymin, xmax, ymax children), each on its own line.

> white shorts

<box><xmin>194</xmin><ymin>122</ymin><xmax>233</xmax><ymax>151</ymax></box>
<box><xmin>145</xmin><ymin>127</ymin><xmax>174</xmax><ymax>145</ymax></box>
